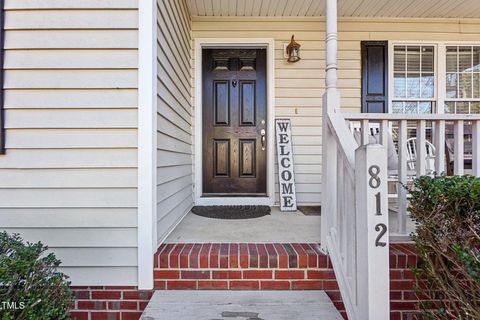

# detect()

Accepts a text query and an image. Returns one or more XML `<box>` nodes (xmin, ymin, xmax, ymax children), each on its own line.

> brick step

<box><xmin>153</xmin><ymin>243</ymin><xmax>345</xmax><ymax>317</ymax></box>
<box><xmin>154</xmin><ymin>243</ymin><xmax>336</xmax><ymax>290</ymax></box>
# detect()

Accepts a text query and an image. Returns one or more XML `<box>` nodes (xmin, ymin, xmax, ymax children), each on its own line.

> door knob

<box><xmin>260</xmin><ymin>129</ymin><xmax>266</xmax><ymax>150</ymax></box>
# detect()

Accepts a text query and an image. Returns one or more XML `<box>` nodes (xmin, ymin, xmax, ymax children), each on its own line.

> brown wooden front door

<box><xmin>202</xmin><ymin>48</ymin><xmax>267</xmax><ymax>196</ymax></box>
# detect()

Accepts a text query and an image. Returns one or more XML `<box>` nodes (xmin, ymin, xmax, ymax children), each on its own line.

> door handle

<box><xmin>260</xmin><ymin>129</ymin><xmax>266</xmax><ymax>151</ymax></box>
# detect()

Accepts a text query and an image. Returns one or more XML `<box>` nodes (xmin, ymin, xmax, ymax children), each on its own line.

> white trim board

<box><xmin>194</xmin><ymin>38</ymin><xmax>276</xmax><ymax>206</ymax></box>
<box><xmin>137</xmin><ymin>0</ymin><xmax>157</xmax><ymax>290</ymax></box>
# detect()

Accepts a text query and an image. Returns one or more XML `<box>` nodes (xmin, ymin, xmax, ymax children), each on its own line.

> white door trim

<box><xmin>194</xmin><ymin>38</ymin><xmax>275</xmax><ymax>206</ymax></box>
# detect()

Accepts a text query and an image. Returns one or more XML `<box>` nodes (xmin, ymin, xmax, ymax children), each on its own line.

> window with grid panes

<box><xmin>392</xmin><ymin>45</ymin><xmax>435</xmax><ymax>114</ymax></box>
<box><xmin>445</xmin><ymin>46</ymin><xmax>480</xmax><ymax>114</ymax></box>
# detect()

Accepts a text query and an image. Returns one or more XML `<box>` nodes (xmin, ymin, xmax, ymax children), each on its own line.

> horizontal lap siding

<box><xmin>0</xmin><ymin>2</ymin><xmax>139</xmax><ymax>285</ymax></box>
<box><xmin>156</xmin><ymin>0</ymin><xmax>193</xmax><ymax>244</ymax></box>
<box><xmin>192</xmin><ymin>17</ymin><xmax>480</xmax><ymax>205</ymax></box>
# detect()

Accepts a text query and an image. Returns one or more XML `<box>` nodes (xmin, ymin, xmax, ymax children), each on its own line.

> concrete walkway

<box><xmin>141</xmin><ymin>291</ymin><xmax>342</xmax><ymax>320</ymax></box>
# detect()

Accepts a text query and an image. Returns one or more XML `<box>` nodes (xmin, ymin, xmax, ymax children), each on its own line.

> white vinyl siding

<box><xmin>156</xmin><ymin>0</ymin><xmax>194</xmax><ymax>244</ymax></box>
<box><xmin>0</xmin><ymin>0</ymin><xmax>139</xmax><ymax>286</ymax></box>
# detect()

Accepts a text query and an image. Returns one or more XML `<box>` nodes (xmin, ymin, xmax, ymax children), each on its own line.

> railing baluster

<box><xmin>346</xmin><ymin>172</ymin><xmax>356</xmax><ymax>301</ymax></box>
<box><xmin>337</xmin><ymin>151</ymin><xmax>346</xmax><ymax>264</ymax></box>
<box><xmin>434</xmin><ymin>120</ymin><xmax>446</xmax><ymax>175</ymax></box>
<box><xmin>379</xmin><ymin>119</ymin><xmax>389</xmax><ymax>146</ymax></box>
<box><xmin>473</xmin><ymin>120</ymin><xmax>480</xmax><ymax>177</ymax></box>
<box><xmin>397</xmin><ymin>120</ymin><xmax>408</xmax><ymax>235</ymax></box>
<box><xmin>361</xmin><ymin>119</ymin><xmax>369</xmax><ymax>145</ymax></box>
<box><xmin>416</xmin><ymin>120</ymin><xmax>427</xmax><ymax>177</ymax></box>
<box><xmin>454</xmin><ymin>120</ymin><xmax>464</xmax><ymax>175</ymax></box>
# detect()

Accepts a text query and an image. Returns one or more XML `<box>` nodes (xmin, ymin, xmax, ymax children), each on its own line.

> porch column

<box><xmin>325</xmin><ymin>0</ymin><xmax>339</xmax><ymax>99</ymax></box>
<box><xmin>321</xmin><ymin>0</ymin><xmax>341</xmax><ymax>251</ymax></box>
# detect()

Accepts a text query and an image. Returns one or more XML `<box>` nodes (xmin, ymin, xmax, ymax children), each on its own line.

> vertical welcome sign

<box><xmin>275</xmin><ymin>119</ymin><xmax>297</xmax><ymax>212</ymax></box>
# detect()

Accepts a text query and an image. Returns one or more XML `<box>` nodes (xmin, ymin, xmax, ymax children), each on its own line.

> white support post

<box><xmin>321</xmin><ymin>0</ymin><xmax>340</xmax><ymax>252</ymax></box>
<box><xmin>325</xmin><ymin>0</ymin><xmax>338</xmax><ymax>93</ymax></box>
<box><xmin>355</xmin><ymin>144</ymin><xmax>390</xmax><ymax>320</ymax></box>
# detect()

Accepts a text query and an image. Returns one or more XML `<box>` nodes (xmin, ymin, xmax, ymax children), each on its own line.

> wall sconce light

<box><xmin>286</xmin><ymin>35</ymin><xmax>301</xmax><ymax>63</ymax></box>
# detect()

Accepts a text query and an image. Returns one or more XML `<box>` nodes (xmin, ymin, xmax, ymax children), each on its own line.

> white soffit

<box><xmin>186</xmin><ymin>0</ymin><xmax>480</xmax><ymax>18</ymax></box>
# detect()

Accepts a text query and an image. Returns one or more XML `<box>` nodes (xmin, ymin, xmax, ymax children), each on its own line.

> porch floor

<box><xmin>165</xmin><ymin>207</ymin><xmax>321</xmax><ymax>243</ymax></box>
<box><xmin>165</xmin><ymin>205</ymin><xmax>416</xmax><ymax>244</ymax></box>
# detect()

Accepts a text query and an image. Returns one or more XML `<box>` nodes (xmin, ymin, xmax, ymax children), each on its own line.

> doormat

<box><xmin>298</xmin><ymin>206</ymin><xmax>321</xmax><ymax>216</ymax></box>
<box><xmin>191</xmin><ymin>205</ymin><xmax>271</xmax><ymax>220</ymax></box>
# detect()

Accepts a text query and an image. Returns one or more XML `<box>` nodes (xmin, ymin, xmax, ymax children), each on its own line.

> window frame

<box><xmin>388</xmin><ymin>41</ymin><xmax>439</xmax><ymax>114</ymax></box>
<box><xmin>388</xmin><ymin>41</ymin><xmax>480</xmax><ymax>115</ymax></box>
<box><xmin>443</xmin><ymin>44</ymin><xmax>480</xmax><ymax>113</ymax></box>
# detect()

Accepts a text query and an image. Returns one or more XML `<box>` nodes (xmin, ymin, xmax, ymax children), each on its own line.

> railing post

<box><xmin>355</xmin><ymin>144</ymin><xmax>390</xmax><ymax>320</ymax></box>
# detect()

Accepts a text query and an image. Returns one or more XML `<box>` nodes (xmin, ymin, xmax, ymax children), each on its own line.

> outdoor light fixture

<box><xmin>286</xmin><ymin>35</ymin><xmax>301</xmax><ymax>62</ymax></box>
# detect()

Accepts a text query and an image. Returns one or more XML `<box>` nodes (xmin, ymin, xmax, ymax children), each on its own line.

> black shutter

<box><xmin>361</xmin><ymin>41</ymin><xmax>388</xmax><ymax>113</ymax></box>
<box><xmin>0</xmin><ymin>0</ymin><xmax>4</xmax><ymax>154</ymax></box>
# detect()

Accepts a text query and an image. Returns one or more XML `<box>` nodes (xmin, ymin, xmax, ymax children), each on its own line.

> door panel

<box><xmin>214</xmin><ymin>81</ymin><xmax>230</xmax><ymax>125</ymax></box>
<box><xmin>239</xmin><ymin>139</ymin><xmax>256</xmax><ymax>177</ymax></box>
<box><xmin>214</xmin><ymin>140</ymin><xmax>230</xmax><ymax>177</ymax></box>
<box><xmin>239</xmin><ymin>81</ymin><xmax>256</xmax><ymax>126</ymax></box>
<box><xmin>202</xmin><ymin>48</ymin><xmax>267</xmax><ymax>196</ymax></box>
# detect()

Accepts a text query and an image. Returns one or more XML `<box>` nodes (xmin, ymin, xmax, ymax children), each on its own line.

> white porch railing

<box><xmin>322</xmin><ymin>110</ymin><xmax>480</xmax><ymax>320</ymax></box>
<box><xmin>343</xmin><ymin>113</ymin><xmax>480</xmax><ymax>237</ymax></box>
<box><xmin>322</xmin><ymin>108</ymin><xmax>390</xmax><ymax>320</ymax></box>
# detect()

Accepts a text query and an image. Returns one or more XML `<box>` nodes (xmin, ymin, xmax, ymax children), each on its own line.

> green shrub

<box><xmin>408</xmin><ymin>175</ymin><xmax>480</xmax><ymax>319</ymax></box>
<box><xmin>0</xmin><ymin>232</ymin><xmax>73</xmax><ymax>320</ymax></box>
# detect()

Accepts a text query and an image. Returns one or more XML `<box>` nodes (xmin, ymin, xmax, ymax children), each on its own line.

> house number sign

<box><xmin>275</xmin><ymin>119</ymin><xmax>297</xmax><ymax>212</ymax></box>
<box><xmin>369</xmin><ymin>164</ymin><xmax>387</xmax><ymax>247</ymax></box>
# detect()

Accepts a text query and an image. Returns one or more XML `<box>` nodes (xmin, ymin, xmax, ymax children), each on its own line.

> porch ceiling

<box><xmin>186</xmin><ymin>0</ymin><xmax>480</xmax><ymax>19</ymax></box>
